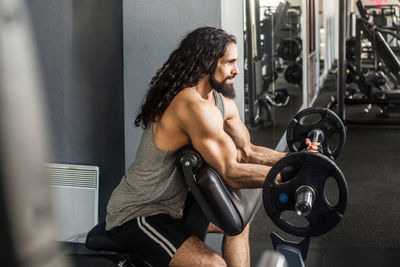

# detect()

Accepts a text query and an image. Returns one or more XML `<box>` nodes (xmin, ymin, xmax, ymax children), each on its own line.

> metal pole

<box><xmin>245</xmin><ymin>0</ymin><xmax>256</xmax><ymax>127</ymax></box>
<box><xmin>338</xmin><ymin>0</ymin><xmax>347</xmax><ymax>121</ymax></box>
<box><xmin>355</xmin><ymin>18</ymin><xmax>362</xmax><ymax>73</ymax></box>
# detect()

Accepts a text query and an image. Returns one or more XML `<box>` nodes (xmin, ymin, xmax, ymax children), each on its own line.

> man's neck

<box><xmin>195</xmin><ymin>75</ymin><xmax>213</xmax><ymax>100</ymax></box>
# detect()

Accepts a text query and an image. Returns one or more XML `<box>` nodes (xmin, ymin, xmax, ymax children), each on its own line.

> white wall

<box><xmin>323</xmin><ymin>0</ymin><xmax>339</xmax><ymax>74</ymax></box>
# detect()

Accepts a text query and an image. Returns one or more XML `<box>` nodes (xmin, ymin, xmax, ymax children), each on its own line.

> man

<box><xmin>106</xmin><ymin>27</ymin><xmax>319</xmax><ymax>267</ymax></box>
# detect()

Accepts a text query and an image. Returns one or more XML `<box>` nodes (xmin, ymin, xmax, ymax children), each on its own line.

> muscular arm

<box><xmin>179</xmin><ymin>97</ymin><xmax>273</xmax><ymax>189</ymax></box>
<box><xmin>223</xmin><ymin>99</ymin><xmax>287</xmax><ymax>166</ymax></box>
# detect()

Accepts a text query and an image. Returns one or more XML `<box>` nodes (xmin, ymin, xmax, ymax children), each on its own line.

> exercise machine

<box><xmin>85</xmin><ymin>107</ymin><xmax>348</xmax><ymax>267</ymax></box>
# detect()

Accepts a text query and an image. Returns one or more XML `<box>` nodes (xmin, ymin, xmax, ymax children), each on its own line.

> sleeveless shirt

<box><xmin>106</xmin><ymin>90</ymin><xmax>225</xmax><ymax>230</ymax></box>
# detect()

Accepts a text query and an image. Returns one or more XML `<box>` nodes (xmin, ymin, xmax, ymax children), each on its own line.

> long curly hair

<box><xmin>134</xmin><ymin>27</ymin><xmax>236</xmax><ymax>128</ymax></box>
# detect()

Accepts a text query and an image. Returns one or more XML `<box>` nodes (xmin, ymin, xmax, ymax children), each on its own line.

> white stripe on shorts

<box><xmin>136</xmin><ymin>217</ymin><xmax>174</xmax><ymax>258</ymax></box>
<box><xmin>142</xmin><ymin>217</ymin><xmax>177</xmax><ymax>253</ymax></box>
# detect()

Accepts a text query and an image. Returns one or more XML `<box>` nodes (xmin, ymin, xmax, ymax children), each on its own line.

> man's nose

<box><xmin>232</xmin><ymin>63</ymin><xmax>239</xmax><ymax>75</ymax></box>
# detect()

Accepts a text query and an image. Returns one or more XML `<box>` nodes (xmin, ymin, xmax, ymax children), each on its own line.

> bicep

<box><xmin>191</xmin><ymin>131</ymin><xmax>238</xmax><ymax>177</ymax></box>
<box><xmin>222</xmin><ymin>98</ymin><xmax>253</xmax><ymax>157</ymax></box>
<box><xmin>224</xmin><ymin>115</ymin><xmax>253</xmax><ymax>163</ymax></box>
<box><xmin>224</xmin><ymin>117</ymin><xmax>251</xmax><ymax>149</ymax></box>
<box><xmin>180</xmin><ymin>104</ymin><xmax>238</xmax><ymax>180</ymax></box>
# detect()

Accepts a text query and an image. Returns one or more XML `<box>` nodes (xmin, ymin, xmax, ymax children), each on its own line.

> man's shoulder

<box><xmin>220</xmin><ymin>95</ymin><xmax>239</xmax><ymax>120</ymax></box>
<box><xmin>220</xmin><ymin>95</ymin><xmax>236</xmax><ymax>107</ymax></box>
<box><xmin>174</xmin><ymin>88</ymin><xmax>216</xmax><ymax>113</ymax></box>
<box><xmin>173</xmin><ymin>88</ymin><xmax>223</xmax><ymax>126</ymax></box>
<box><xmin>173</xmin><ymin>87</ymin><xmax>199</xmax><ymax>104</ymax></box>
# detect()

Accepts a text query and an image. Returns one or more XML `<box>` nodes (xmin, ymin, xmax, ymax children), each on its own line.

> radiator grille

<box><xmin>47</xmin><ymin>163</ymin><xmax>98</xmax><ymax>188</ymax></box>
<box><xmin>47</xmin><ymin>163</ymin><xmax>99</xmax><ymax>242</ymax></box>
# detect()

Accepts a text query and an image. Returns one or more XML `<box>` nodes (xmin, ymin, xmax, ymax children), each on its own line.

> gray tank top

<box><xmin>106</xmin><ymin>90</ymin><xmax>225</xmax><ymax>230</ymax></box>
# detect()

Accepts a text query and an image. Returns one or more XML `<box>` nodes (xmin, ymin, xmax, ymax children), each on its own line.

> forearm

<box><xmin>245</xmin><ymin>145</ymin><xmax>287</xmax><ymax>166</ymax></box>
<box><xmin>223</xmin><ymin>162</ymin><xmax>273</xmax><ymax>189</ymax></box>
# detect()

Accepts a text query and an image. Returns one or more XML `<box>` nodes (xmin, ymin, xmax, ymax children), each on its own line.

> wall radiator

<box><xmin>47</xmin><ymin>163</ymin><xmax>99</xmax><ymax>243</ymax></box>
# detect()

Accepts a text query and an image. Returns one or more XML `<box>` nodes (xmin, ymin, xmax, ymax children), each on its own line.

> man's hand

<box><xmin>277</xmin><ymin>139</ymin><xmax>321</xmax><ymax>183</ymax></box>
<box><xmin>305</xmin><ymin>138</ymin><xmax>320</xmax><ymax>152</ymax></box>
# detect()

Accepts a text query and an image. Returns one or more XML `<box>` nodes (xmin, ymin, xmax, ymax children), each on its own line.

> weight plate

<box><xmin>286</xmin><ymin>107</ymin><xmax>346</xmax><ymax>160</ymax></box>
<box><xmin>284</xmin><ymin>64</ymin><xmax>302</xmax><ymax>85</ymax></box>
<box><xmin>263</xmin><ymin>152</ymin><xmax>348</xmax><ymax>237</ymax></box>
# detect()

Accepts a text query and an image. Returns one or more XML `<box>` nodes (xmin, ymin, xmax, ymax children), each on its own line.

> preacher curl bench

<box><xmin>85</xmin><ymin>146</ymin><xmax>263</xmax><ymax>266</ymax></box>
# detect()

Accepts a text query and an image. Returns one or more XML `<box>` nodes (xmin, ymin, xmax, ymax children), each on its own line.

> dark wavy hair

<box><xmin>134</xmin><ymin>27</ymin><xmax>236</xmax><ymax>128</ymax></box>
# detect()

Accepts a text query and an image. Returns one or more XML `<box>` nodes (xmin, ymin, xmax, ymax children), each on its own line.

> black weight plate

<box><xmin>286</xmin><ymin>107</ymin><xmax>346</xmax><ymax>160</ymax></box>
<box><xmin>346</xmin><ymin>38</ymin><xmax>356</xmax><ymax>61</ymax></box>
<box><xmin>284</xmin><ymin>64</ymin><xmax>302</xmax><ymax>85</ymax></box>
<box><xmin>277</xmin><ymin>38</ymin><xmax>301</xmax><ymax>61</ymax></box>
<box><xmin>263</xmin><ymin>152</ymin><xmax>348</xmax><ymax>237</ymax></box>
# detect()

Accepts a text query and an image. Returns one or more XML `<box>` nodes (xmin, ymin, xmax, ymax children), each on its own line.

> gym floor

<box><xmin>249</xmin><ymin>73</ymin><xmax>400</xmax><ymax>266</ymax></box>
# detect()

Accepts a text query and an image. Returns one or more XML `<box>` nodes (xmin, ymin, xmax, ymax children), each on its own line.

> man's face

<box><xmin>210</xmin><ymin>43</ymin><xmax>239</xmax><ymax>99</ymax></box>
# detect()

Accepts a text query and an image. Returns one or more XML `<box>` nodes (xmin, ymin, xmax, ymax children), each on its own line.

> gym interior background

<box><xmin>1</xmin><ymin>0</ymin><xmax>400</xmax><ymax>266</ymax></box>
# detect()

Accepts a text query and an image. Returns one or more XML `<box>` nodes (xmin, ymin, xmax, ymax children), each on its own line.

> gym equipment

<box><xmin>260</xmin><ymin>89</ymin><xmax>291</xmax><ymax>108</ymax></box>
<box><xmin>263</xmin><ymin>71</ymin><xmax>279</xmax><ymax>88</ymax></box>
<box><xmin>363</xmin><ymin>4</ymin><xmax>400</xmax><ymax>29</ymax></box>
<box><xmin>256</xmin><ymin>250</ymin><xmax>288</xmax><ymax>267</ymax></box>
<box><xmin>335</xmin><ymin>1</ymin><xmax>400</xmax><ymax>124</ymax></box>
<box><xmin>258</xmin><ymin>89</ymin><xmax>291</xmax><ymax>128</ymax></box>
<box><xmin>263</xmin><ymin>152</ymin><xmax>348</xmax><ymax>267</ymax></box>
<box><xmin>86</xmin><ymin>108</ymin><xmax>347</xmax><ymax>265</ymax></box>
<box><xmin>277</xmin><ymin>38</ymin><xmax>302</xmax><ymax>61</ymax></box>
<box><xmin>345</xmin><ymin>62</ymin><xmax>363</xmax><ymax>84</ymax></box>
<box><xmin>262</xmin><ymin>112</ymin><xmax>348</xmax><ymax>266</ymax></box>
<box><xmin>86</xmin><ymin>146</ymin><xmax>262</xmax><ymax>266</ymax></box>
<box><xmin>86</xmin><ymin>148</ymin><xmax>347</xmax><ymax>266</ymax></box>
<box><xmin>355</xmin><ymin>1</ymin><xmax>400</xmax><ymax>83</ymax></box>
<box><xmin>284</xmin><ymin>64</ymin><xmax>302</xmax><ymax>85</ymax></box>
<box><xmin>364</xmin><ymin>71</ymin><xmax>386</xmax><ymax>87</ymax></box>
<box><xmin>86</xmin><ymin>222</ymin><xmax>151</xmax><ymax>266</ymax></box>
<box><xmin>263</xmin><ymin>71</ymin><xmax>279</xmax><ymax>96</ymax></box>
<box><xmin>178</xmin><ymin>146</ymin><xmax>262</xmax><ymax>235</ymax></box>
<box><xmin>246</xmin><ymin>0</ymin><xmax>303</xmax><ymax>129</ymax></box>
<box><xmin>270</xmin><ymin>232</ymin><xmax>309</xmax><ymax>267</ymax></box>
<box><xmin>286</xmin><ymin>107</ymin><xmax>346</xmax><ymax>160</ymax></box>
<box><xmin>85</xmin><ymin>193</ymin><xmax>207</xmax><ymax>267</ymax></box>
<box><xmin>263</xmin><ymin>152</ymin><xmax>348</xmax><ymax>237</ymax></box>
<box><xmin>346</xmin><ymin>38</ymin><xmax>356</xmax><ymax>61</ymax></box>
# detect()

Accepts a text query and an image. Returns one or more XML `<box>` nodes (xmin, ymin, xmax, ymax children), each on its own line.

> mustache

<box><xmin>225</xmin><ymin>75</ymin><xmax>236</xmax><ymax>80</ymax></box>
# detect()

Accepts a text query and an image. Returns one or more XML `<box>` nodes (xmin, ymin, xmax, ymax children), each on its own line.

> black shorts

<box><xmin>108</xmin><ymin>194</ymin><xmax>209</xmax><ymax>266</ymax></box>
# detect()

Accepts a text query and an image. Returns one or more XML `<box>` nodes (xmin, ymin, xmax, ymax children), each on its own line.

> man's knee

<box><xmin>170</xmin><ymin>250</ymin><xmax>226</xmax><ymax>267</ymax></box>
<box><xmin>170</xmin><ymin>236</ymin><xmax>227</xmax><ymax>267</ymax></box>
<box><xmin>202</xmin><ymin>253</ymin><xmax>227</xmax><ymax>267</ymax></box>
<box><xmin>242</xmin><ymin>223</ymin><xmax>250</xmax><ymax>235</ymax></box>
<box><xmin>234</xmin><ymin>223</ymin><xmax>250</xmax><ymax>237</ymax></box>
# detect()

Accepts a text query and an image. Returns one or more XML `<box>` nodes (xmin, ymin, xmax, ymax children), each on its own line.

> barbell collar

<box><xmin>295</xmin><ymin>186</ymin><xmax>315</xmax><ymax>217</ymax></box>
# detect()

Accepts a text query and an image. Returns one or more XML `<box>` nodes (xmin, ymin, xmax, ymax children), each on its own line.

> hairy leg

<box><xmin>169</xmin><ymin>235</ymin><xmax>226</xmax><ymax>267</ymax></box>
<box><xmin>222</xmin><ymin>224</ymin><xmax>250</xmax><ymax>267</ymax></box>
<box><xmin>207</xmin><ymin>223</ymin><xmax>250</xmax><ymax>267</ymax></box>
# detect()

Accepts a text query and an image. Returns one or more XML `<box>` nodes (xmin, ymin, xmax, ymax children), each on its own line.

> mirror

<box><xmin>244</xmin><ymin>0</ymin><xmax>304</xmax><ymax>148</ymax></box>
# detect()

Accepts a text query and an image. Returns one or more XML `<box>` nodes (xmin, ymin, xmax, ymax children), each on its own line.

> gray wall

<box><xmin>25</xmin><ymin>0</ymin><xmax>245</xmax><ymax>220</ymax></box>
<box><xmin>26</xmin><ymin>0</ymin><xmax>125</xmax><ymax>221</ymax></box>
<box><xmin>123</xmin><ymin>0</ymin><xmax>245</xmax><ymax>166</ymax></box>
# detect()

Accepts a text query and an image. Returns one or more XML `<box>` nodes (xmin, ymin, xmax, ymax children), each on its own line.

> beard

<box><xmin>209</xmin><ymin>74</ymin><xmax>236</xmax><ymax>99</ymax></box>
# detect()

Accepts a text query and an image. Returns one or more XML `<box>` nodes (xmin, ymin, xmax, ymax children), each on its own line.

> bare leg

<box><xmin>222</xmin><ymin>224</ymin><xmax>250</xmax><ymax>267</ymax></box>
<box><xmin>169</xmin><ymin>235</ymin><xmax>227</xmax><ymax>267</ymax></box>
<box><xmin>207</xmin><ymin>223</ymin><xmax>250</xmax><ymax>267</ymax></box>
